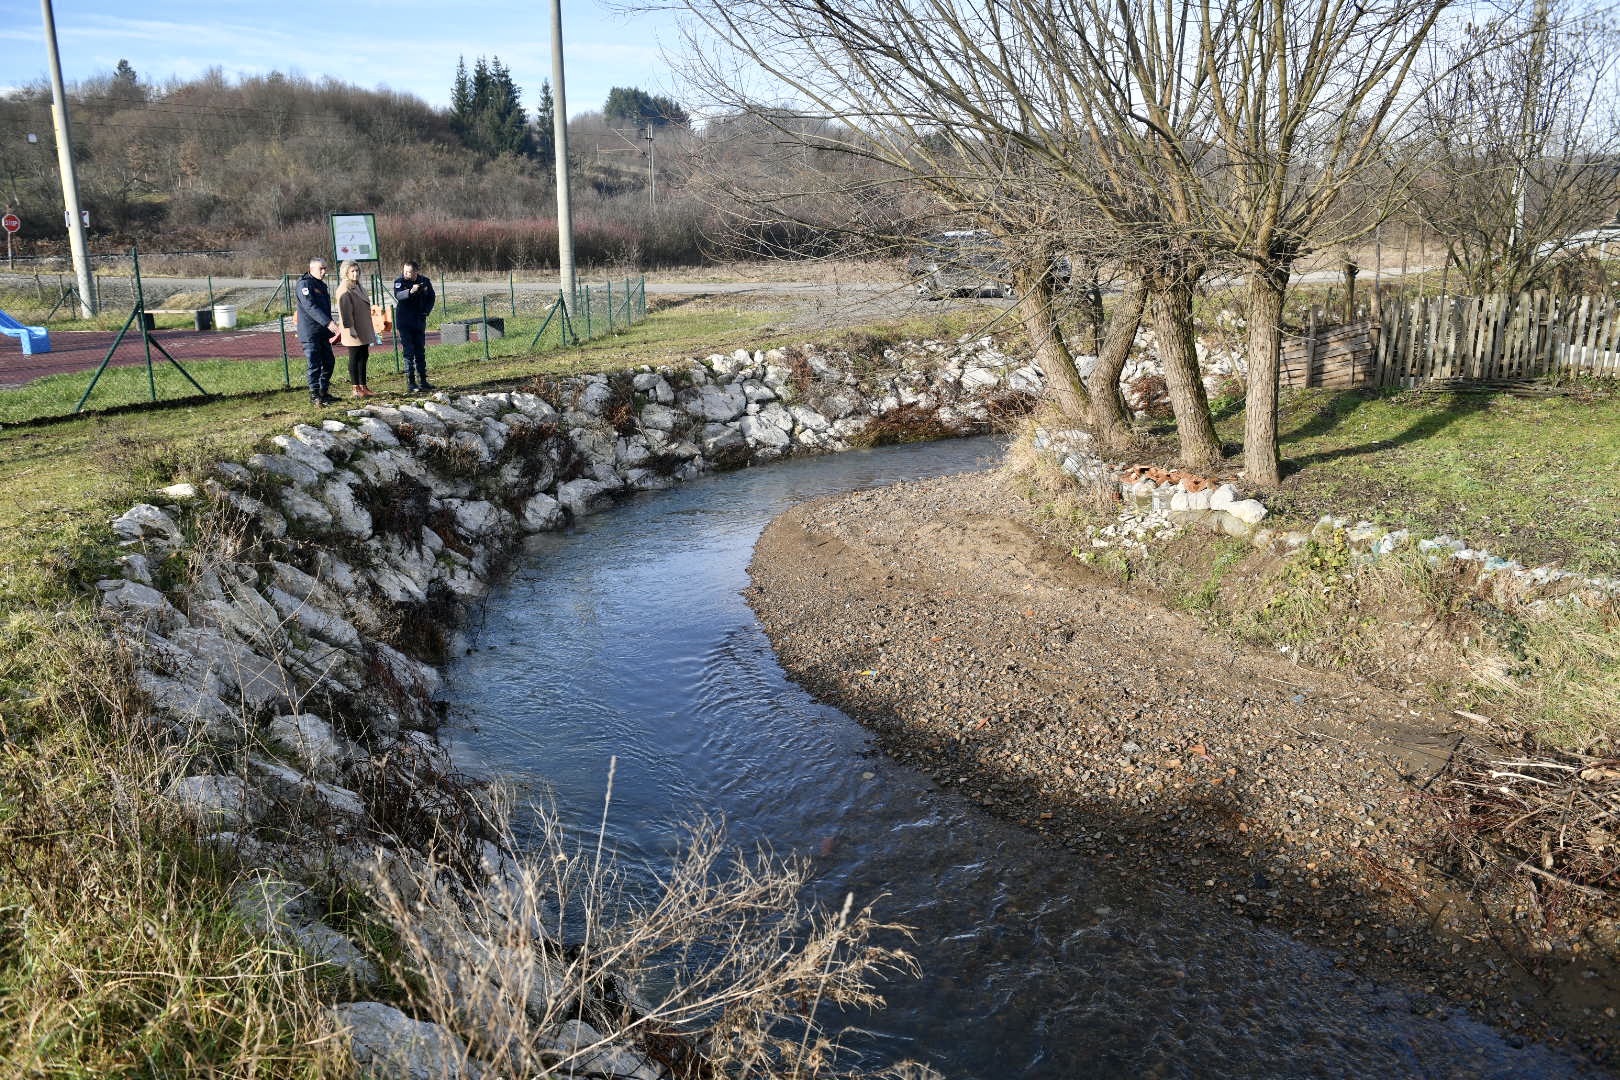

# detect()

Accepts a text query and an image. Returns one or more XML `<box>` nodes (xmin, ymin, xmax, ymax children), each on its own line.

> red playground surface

<box><xmin>0</xmin><ymin>324</ymin><xmax>437</xmax><ymax>388</ymax></box>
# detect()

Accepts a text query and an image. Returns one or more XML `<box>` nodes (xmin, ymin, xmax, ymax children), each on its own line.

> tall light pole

<box><xmin>39</xmin><ymin>0</ymin><xmax>96</xmax><ymax>317</ymax></box>
<box><xmin>549</xmin><ymin>0</ymin><xmax>576</xmax><ymax>303</ymax></box>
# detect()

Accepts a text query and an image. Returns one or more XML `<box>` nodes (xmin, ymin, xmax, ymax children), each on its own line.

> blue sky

<box><xmin>0</xmin><ymin>0</ymin><xmax>687</xmax><ymax>118</ymax></box>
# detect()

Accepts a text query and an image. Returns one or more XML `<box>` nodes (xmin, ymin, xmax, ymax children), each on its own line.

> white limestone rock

<box><xmin>557</xmin><ymin>478</ymin><xmax>617</xmax><ymax>519</ymax></box>
<box><xmin>233</xmin><ymin>875</ymin><xmax>380</xmax><ymax>986</ymax></box>
<box><xmin>1226</xmin><ymin>499</ymin><xmax>1269</xmax><ymax>526</ymax></box>
<box><xmin>271</xmin><ymin>434</ymin><xmax>336</xmax><ymax>475</ymax></box>
<box><xmin>422</xmin><ymin>401</ymin><xmax>476</xmax><ymax>428</ymax></box>
<box><xmin>788</xmin><ymin>405</ymin><xmax>830</xmax><ymax>432</ymax></box>
<box><xmin>1209</xmin><ymin>483</ymin><xmax>1241</xmax><ymax>512</ymax></box>
<box><xmin>395</xmin><ymin>405</ymin><xmax>448</xmax><ymax>435</ymax></box>
<box><xmin>278</xmin><ymin>486</ymin><xmax>335</xmax><ymax>528</ymax></box>
<box><xmin>521</xmin><ymin>492</ymin><xmax>565</xmax><ymax>532</ymax></box>
<box><xmin>356</xmin><ymin>416</ymin><xmax>400</xmax><ymax>447</ymax></box>
<box><xmin>289</xmin><ymin>423</ymin><xmax>341</xmax><ymax>455</ymax></box>
<box><xmin>322</xmin><ymin>477</ymin><xmax>373</xmax><ymax>539</ymax></box>
<box><xmin>331</xmin><ymin>1002</ymin><xmax>483</xmax><ymax>1080</ymax></box>
<box><xmin>159</xmin><ymin>627</ymin><xmax>290</xmax><ymax>710</ymax></box>
<box><xmin>167</xmin><ymin>774</ymin><xmax>268</xmax><ymax>831</ymax></box>
<box><xmin>739</xmin><ymin>413</ymin><xmax>791</xmax><ymax>450</ymax></box>
<box><xmin>640</xmin><ymin>403</ymin><xmax>677</xmax><ymax>431</ymax></box>
<box><xmin>266</xmin><ymin>586</ymin><xmax>362</xmax><ymax>649</ymax></box>
<box><xmin>97</xmin><ymin>579</ymin><xmax>188</xmax><ymax>632</ymax></box>
<box><xmin>267</xmin><ymin>713</ymin><xmax>349</xmax><ymax>781</ymax></box>
<box><xmin>248</xmin><ymin>452</ymin><xmax>320</xmax><ymax>489</ymax></box>
<box><xmin>249</xmin><ymin>757</ymin><xmax>366</xmax><ymax>826</ymax></box>
<box><xmin>507</xmin><ymin>392</ymin><xmax>557</xmax><ymax>419</ymax></box>
<box><xmin>111</xmin><ymin>503</ymin><xmax>185</xmax><ymax>550</ymax></box>
<box><xmin>679</xmin><ymin>383</ymin><xmax>747</xmax><ymax>422</ymax></box>
<box><xmin>551</xmin><ymin>1019</ymin><xmax>663</xmax><ymax>1080</ymax></box>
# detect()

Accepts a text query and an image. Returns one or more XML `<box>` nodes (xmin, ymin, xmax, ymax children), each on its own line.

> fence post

<box><xmin>482</xmin><ymin>296</ymin><xmax>491</xmax><ymax>363</ymax></box>
<box><xmin>583</xmin><ymin>285</ymin><xmax>592</xmax><ymax>340</ymax></box>
<box><xmin>207</xmin><ymin>273</ymin><xmax>215</xmax><ymax>311</ymax></box>
<box><xmin>606</xmin><ymin>279</ymin><xmax>614</xmax><ymax>333</ymax></box>
<box><xmin>280</xmin><ymin>315</ymin><xmax>290</xmax><ymax>388</ymax></box>
<box><xmin>510</xmin><ymin>271</ymin><xmax>517</xmax><ymax>317</ymax></box>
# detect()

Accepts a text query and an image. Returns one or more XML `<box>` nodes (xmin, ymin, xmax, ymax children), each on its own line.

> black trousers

<box><xmin>347</xmin><ymin>343</ymin><xmax>369</xmax><ymax>386</ymax></box>
<box><xmin>399</xmin><ymin>323</ymin><xmax>428</xmax><ymax>384</ymax></box>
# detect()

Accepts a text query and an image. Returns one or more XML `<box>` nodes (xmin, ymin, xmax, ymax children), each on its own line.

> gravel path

<box><xmin>745</xmin><ymin>467</ymin><xmax>1619</xmax><ymax>1069</ymax></box>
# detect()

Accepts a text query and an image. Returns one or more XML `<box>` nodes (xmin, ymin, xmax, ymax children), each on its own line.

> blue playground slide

<box><xmin>0</xmin><ymin>308</ymin><xmax>51</xmax><ymax>355</ymax></box>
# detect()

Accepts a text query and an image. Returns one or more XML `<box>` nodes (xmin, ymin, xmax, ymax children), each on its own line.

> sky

<box><xmin>0</xmin><ymin>0</ymin><xmax>689</xmax><ymax>118</ymax></box>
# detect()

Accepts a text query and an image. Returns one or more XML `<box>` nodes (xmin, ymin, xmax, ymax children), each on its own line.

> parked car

<box><xmin>905</xmin><ymin>230</ymin><xmax>1071</xmax><ymax>300</ymax></box>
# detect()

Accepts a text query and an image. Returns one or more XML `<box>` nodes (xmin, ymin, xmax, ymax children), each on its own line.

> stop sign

<box><xmin>1</xmin><ymin>214</ymin><xmax>18</xmax><ymax>234</ymax></box>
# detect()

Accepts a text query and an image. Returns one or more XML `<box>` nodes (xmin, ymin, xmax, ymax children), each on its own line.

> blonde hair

<box><xmin>336</xmin><ymin>259</ymin><xmax>362</xmax><ymax>295</ymax></box>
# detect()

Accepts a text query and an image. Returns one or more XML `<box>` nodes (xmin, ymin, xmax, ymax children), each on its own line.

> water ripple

<box><xmin>446</xmin><ymin>439</ymin><xmax>1600</xmax><ymax>1080</ymax></box>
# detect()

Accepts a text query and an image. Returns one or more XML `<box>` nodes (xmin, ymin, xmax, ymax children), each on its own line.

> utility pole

<box><xmin>549</xmin><ymin>0</ymin><xmax>576</xmax><ymax>303</ymax></box>
<box><xmin>39</xmin><ymin>0</ymin><xmax>96</xmax><ymax>317</ymax></box>
<box><xmin>646</xmin><ymin>124</ymin><xmax>655</xmax><ymax>211</ymax></box>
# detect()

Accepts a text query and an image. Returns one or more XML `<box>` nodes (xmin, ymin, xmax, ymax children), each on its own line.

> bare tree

<box><xmin>1408</xmin><ymin>0</ymin><xmax>1620</xmax><ymax>296</ymax></box>
<box><xmin>662</xmin><ymin>0</ymin><xmax>1224</xmax><ymax>464</ymax></box>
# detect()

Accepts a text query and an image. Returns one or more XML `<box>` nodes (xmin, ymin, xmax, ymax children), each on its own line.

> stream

<box><xmin>445</xmin><ymin>436</ymin><xmax>1597</xmax><ymax>1079</ymax></box>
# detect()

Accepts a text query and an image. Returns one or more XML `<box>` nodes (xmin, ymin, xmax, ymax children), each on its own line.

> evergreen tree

<box><xmin>450</xmin><ymin>57</ymin><xmax>472</xmax><ymax>141</ymax></box>
<box><xmin>534</xmin><ymin>80</ymin><xmax>556</xmax><ymax>170</ymax></box>
<box><xmin>450</xmin><ymin>56</ymin><xmax>532</xmax><ymax>157</ymax></box>
<box><xmin>603</xmin><ymin>87</ymin><xmax>689</xmax><ymax>129</ymax></box>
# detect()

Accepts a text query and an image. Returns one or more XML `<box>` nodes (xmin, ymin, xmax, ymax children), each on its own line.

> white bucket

<box><xmin>213</xmin><ymin>304</ymin><xmax>238</xmax><ymax>329</ymax></box>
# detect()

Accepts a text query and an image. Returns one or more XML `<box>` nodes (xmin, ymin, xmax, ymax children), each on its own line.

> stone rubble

<box><xmin>98</xmin><ymin>335</ymin><xmax>1038</xmax><ymax>1080</ymax></box>
<box><xmin>1028</xmin><ymin>427</ymin><xmax>1620</xmax><ymax>605</ymax></box>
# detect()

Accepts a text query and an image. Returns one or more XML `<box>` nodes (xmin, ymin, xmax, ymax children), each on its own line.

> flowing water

<box><xmin>445</xmin><ymin>437</ymin><xmax>1596</xmax><ymax>1079</ymax></box>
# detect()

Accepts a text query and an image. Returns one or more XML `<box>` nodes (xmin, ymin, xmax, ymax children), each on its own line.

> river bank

<box><xmin>744</xmin><ymin>468</ymin><xmax>1620</xmax><ymax>1069</ymax></box>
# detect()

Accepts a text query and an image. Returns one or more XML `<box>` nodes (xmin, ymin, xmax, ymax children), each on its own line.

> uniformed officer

<box><xmin>295</xmin><ymin>257</ymin><xmax>339</xmax><ymax>404</ymax></box>
<box><xmin>392</xmin><ymin>260</ymin><xmax>437</xmax><ymax>393</ymax></box>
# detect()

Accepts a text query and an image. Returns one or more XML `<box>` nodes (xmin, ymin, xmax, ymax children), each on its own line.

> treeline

<box><xmin>0</xmin><ymin>63</ymin><xmax>782</xmax><ymax>269</ymax></box>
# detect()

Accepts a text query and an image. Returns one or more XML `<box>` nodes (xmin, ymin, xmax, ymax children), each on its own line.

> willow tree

<box><xmin>1191</xmin><ymin>0</ymin><xmax>1456</xmax><ymax>485</ymax></box>
<box><xmin>664</xmin><ymin>0</ymin><xmax>1217</xmax><ymax>458</ymax></box>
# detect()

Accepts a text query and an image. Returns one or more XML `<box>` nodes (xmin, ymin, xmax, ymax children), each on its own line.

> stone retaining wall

<box><xmin>97</xmin><ymin>336</ymin><xmax>1040</xmax><ymax>1079</ymax></box>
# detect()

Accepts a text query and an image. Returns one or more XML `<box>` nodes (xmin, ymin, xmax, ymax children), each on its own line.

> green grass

<box><xmin>1212</xmin><ymin>387</ymin><xmax>1620</xmax><ymax>574</ymax></box>
<box><xmin>0</xmin><ymin>298</ymin><xmax>795</xmax><ymax>1075</ymax></box>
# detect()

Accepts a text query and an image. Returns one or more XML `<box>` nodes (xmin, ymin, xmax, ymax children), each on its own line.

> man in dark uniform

<box><xmin>295</xmin><ymin>256</ymin><xmax>339</xmax><ymax>405</ymax></box>
<box><xmin>392</xmin><ymin>260</ymin><xmax>437</xmax><ymax>392</ymax></box>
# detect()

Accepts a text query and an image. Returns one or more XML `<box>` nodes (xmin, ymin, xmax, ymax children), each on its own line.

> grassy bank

<box><xmin>1029</xmin><ymin>385</ymin><xmax>1620</xmax><ymax>756</ymax></box>
<box><xmin>0</xmin><ymin>303</ymin><xmax>762</xmax><ymax>1074</ymax></box>
<box><xmin>0</xmin><ymin>299</ymin><xmax>991</xmax><ymax>1074</ymax></box>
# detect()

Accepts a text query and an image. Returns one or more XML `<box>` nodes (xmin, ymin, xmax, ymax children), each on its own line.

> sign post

<box><xmin>328</xmin><ymin>212</ymin><xmax>387</xmax><ymax>342</ymax></box>
<box><xmin>329</xmin><ymin>213</ymin><xmax>378</xmax><ymax>264</ymax></box>
<box><xmin>2</xmin><ymin>213</ymin><xmax>19</xmax><ymax>270</ymax></box>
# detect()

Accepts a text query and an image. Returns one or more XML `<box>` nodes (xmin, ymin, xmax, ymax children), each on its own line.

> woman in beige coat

<box><xmin>335</xmin><ymin>260</ymin><xmax>376</xmax><ymax>398</ymax></box>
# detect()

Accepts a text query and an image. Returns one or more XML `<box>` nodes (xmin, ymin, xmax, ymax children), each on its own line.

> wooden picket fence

<box><xmin>1279</xmin><ymin>292</ymin><xmax>1620</xmax><ymax>389</ymax></box>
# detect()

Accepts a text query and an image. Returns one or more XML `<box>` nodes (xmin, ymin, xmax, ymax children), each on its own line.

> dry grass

<box><xmin>368</xmin><ymin>764</ymin><xmax>923</xmax><ymax>1079</ymax></box>
<box><xmin>0</xmin><ymin>613</ymin><xmax>344</xmax><ymax>1078</ymax></box>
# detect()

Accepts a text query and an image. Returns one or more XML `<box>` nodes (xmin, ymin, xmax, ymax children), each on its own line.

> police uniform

<box><xmin>392</xmin><ymin>271</ymin><xmax>437</xmax><ymax>391</ymax></box>
<box><xmin>295</xmin><ymin>271</ymin><xmax>337</xmax><ymax>403</ymax></box>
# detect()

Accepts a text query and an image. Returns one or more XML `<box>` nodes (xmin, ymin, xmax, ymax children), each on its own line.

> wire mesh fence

<box><xmin>0</xmin><ymin>246</ymin><xmax>651</xmax><ymax>420</ymax></box>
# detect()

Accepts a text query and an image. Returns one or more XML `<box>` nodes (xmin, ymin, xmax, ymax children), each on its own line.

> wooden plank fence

<box><xmin>1279</xmin><ymin>293</ymin><xmax>1620</xmax><ymax>389</ymax></box>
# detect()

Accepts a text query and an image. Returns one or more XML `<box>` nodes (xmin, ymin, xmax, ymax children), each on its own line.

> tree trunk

<box><xmin>1014</xmin><ymin>265</ymin><xmax>1092</xmax><ymax>422</ymax></box>
<box><xmin>1145</xmin><ymin>275</ymin><xmax>1221</xmax><ymax>469</ymax></box>
<box><xmin>1243</xmin><ymin>262</ymin><xmax>1291</xmax><ymax>488</ymax></box>
<box><xmin>1085</xmin><ymin>276</ymin><xmax>1146</xmax><ymax>448</ymax></box>
<box><xmin>1073</xmin><ymin>264</ymin><xmax>1105</xmax><ymax>355</ymax></box>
